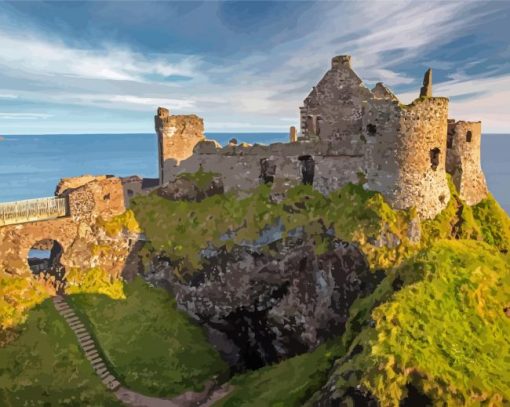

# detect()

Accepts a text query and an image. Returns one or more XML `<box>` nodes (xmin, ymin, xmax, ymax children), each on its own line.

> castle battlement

<box><xmin>155</xmin><ymin>55</ymin><xmax>488</xmax><ymax>219</ymax></box>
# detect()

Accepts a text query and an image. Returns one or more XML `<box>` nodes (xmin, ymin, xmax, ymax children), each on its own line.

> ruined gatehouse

<box><xmin>155</xmin><ymin>55</ymin><xmax>488</xmax><ymax>219</ymax></box>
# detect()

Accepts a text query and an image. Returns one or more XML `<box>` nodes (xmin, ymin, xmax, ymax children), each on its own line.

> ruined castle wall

<box><xmin>394</xmin><ymin>98</ymin><xmax>451</xmax><ymax>218</ymax></box>
<box><xmin>361</xmin><ymin>97</ymin><xmax>402</xmax><ymax>197</ymax></box>
<box><xmin>64</xmin><ymin>177</ymin><xmax>126</xmax><ymax>223</ymax></box>
<box><xmin>446</xmin><ymin>120</ymin><xmax>488</xmax><ymax>205</ymax></box>
<box><xmin>300</xmin><ymin>56</ymin><xmax>372</xmax><ymax>154</ymax></box>
<box><xmin>155</xmin><ymin>108</ymin><xmax>205</xmax><ymax>184</ymax></box>
<box><xmin>163</xmin><ymin>140</ymin><xmax>363</xmax><ymax>194</ymax></box>
<box><xmin>0</xmin><ymin>176</ymin><xmax>131</xmax><ymax>277</ymax></box>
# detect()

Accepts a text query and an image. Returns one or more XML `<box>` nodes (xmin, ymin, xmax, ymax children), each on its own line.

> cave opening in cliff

<box><xmin>28</xmin><ymin>239</ymin><xmax>66</xmax><ymax>291</ymax></box>
<box><xmin>299</xmin><ymin>155</ymin><xmax>315</xmax><ymax>185</ymax></box>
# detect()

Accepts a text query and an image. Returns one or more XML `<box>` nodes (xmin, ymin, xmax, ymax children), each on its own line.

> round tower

<box><xmin>446</xmin><ymin>120</ymin><xmax>488</xmax><ymax>204</ymax></box>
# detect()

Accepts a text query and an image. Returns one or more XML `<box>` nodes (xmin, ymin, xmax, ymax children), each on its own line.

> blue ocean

<box><xmin>0</xmin><ymin>133</ymin><xmax>508</xmax><ymax>213</ymax></box>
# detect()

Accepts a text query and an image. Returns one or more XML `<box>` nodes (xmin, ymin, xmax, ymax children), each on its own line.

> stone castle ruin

<box><xmin>155</xmin><ymin>55</ymin><xmax>488</xmax><ymax>219</ymax></box>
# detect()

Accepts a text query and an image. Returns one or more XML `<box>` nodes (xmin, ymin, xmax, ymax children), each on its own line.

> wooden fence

<box><xmin>0</xmin><ymin>196</ymin><xmax>68</xmax><ymax>227</ymax></box>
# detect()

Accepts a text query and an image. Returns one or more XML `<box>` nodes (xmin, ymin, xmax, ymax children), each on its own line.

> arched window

<box><xmin>466</xmin><ymin>131</ymin><xmax>472</xmax><ymax>143</ymax></box>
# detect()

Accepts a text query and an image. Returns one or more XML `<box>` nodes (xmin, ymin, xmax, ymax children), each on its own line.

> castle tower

<box><xmin>362</xmin><ymin>68</ymin><xmax>451</xmax><ymax>218</ymax></box>
<box><xmin>446</xmin><ymin>120</ymin><xmax>488</xmax><ymax>204</ymax></box>
<box><xmin>155</xmin><ymin>107</ymin><xmax>205</xmax><ymax>184</ymax></box>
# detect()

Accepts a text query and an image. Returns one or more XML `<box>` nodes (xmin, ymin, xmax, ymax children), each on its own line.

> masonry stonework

<box><xmin>155</xmin><ymin>107</ymin><xmax>205</xmax><ymax>184</ymax></box>
<box><xmin>156</xmin><ymin>55</ymin><xmax>488</xmax><ymax>219</ymax></box>
<box><xmin>446</xmin><ymin>120</ymin><xmax>488</xmax><ymax>205</ymax></box>
<box><xmin>0</xmin><ymin>176</ymin><xmax>137</xmax><ymax>278</ymax></box>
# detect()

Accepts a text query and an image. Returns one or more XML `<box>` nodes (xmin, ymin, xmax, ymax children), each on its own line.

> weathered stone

<box><xmin>420</xmin><ymin>68</ymin><xmax>432</xmax><ymax>97</ymax></box>
<box><xmin>99</xmin><ymin>370</ymin><xmax>110</xmax><ymax>379</ymax></box>
<box><xmin>371</xmin><ymin>82</ymin><xmax>398</xmax><ymax>101</ymax></box>
<box><xmin>82</xmin><ymin>343</ymin><xmax>96</xmax><ymax>352</ymax></box>
<box><xmin>446</xmin><ymin>120</ymin><xmax>488</xmax><ymax>204</ymax></box>
<box><xmin>102</xmin><ymin>375</ymin><xmax>116</xmax><ymax>385</ymax></box>
<box><xmin>80</xmin><ymin>339</ymin><xmax>94</xmax><ymax>347</ymax></box>
<box><xmin>155</xmin><ymin>109</ymin><xmax>205</xmax><ymax>183</ymax></box>
<box><xmin>107</xmin><ymin>380</ymin><xmax>121</xmax><ymax>391</ymax></box>
<box><xmin>157</xmin><ymin>175</ymin><xmax>224</xmax><ymax>202</ymax></box>
<box><xmin>0</xmin><ymin>175</ymin><xmax>135</xmax><ymax>279</ymax></box>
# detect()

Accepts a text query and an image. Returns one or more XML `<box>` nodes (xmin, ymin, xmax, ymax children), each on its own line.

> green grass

<box><xmin>67</xmin><ymin>277</ymin><xmax>229</xmax><ymax>398</ymax></box>
<box><xmin>214</xmin><ymin>341</ymin><xmax>345</xmax><ymax>407</ymax></box>
<box><xmin>177</xmin><ymin>168</ymin><xmax>221</xmax><ymax>190</ymax></box>
<box><xmin>331</xmin><ymin>240</ymin><xmax>510</xmax><ymax>406</ymax></box>
<box><xmin>0</xmin><ymin>300</ymin><xmax>121</xmax><ymax>406</ymax></box>
<box><xmin>131</xmin><ymin>182</ymin><xmax>416</xmax><ymax>273</ymax></box>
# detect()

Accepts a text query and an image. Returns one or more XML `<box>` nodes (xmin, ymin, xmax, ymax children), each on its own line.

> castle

<box><xmin>153</xmin><ymin>55</ymin><xmax>488</xmax><ymax>219</ymax></box>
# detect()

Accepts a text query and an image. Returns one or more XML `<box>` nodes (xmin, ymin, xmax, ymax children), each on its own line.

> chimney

<box><xmin>331</xmin><ymin>55</ymin><xmax>352</xmax><ymax>69</ymax></box>
<box><xmin>419</xmin><ymin>68</ymin><xmax>432</xmax><ymax>97</ymax></box>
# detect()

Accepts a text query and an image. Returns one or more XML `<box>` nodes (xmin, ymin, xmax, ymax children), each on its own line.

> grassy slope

<box><xmin>0</xmin><ymin>300</ymin><xmax>121</xmax><ymax>406</ymax></box>
<box><xmin>361</xmin><ymin>240</ymin><xmax>510</xmax><ymax>405</ymax></box>
<box><xmin>214</xmin><ymin>341</ymin><xmax>344</xmax><ymax>407</ymax></box>
<box><xmin>67</xmin><ymin>277</ymin><xmax>229</xmax><ymax>398</ymax></box>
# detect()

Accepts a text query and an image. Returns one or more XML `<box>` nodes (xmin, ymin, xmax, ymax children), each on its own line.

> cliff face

<box><xmin>147</xmin><ymin>233</ymin><xmax>377</xmax><ymax>370</ymax></box>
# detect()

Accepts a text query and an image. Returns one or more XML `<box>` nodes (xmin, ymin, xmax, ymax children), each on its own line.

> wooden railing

<box><xmin>0</xmin><ymin>196</ymin><xmax>68</xmax><ymax>227</ymax></box>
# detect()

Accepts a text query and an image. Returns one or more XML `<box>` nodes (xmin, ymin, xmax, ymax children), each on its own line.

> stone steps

<box><xmin>52</xmin><ymin>295</ymin><xmax>121</xmax><ymax>392</ymax></box>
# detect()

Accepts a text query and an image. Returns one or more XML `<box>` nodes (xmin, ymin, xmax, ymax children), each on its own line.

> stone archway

<box><xmin>27</xmin><ymin>239</ymin><xmax>66</xmax><ymax>293</ymax></box>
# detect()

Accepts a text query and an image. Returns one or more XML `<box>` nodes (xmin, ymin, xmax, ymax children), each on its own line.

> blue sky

<box><xmin>0</xmin><ymin>0</ymin><xmax>509</xmax><ymax>134</ymax></box>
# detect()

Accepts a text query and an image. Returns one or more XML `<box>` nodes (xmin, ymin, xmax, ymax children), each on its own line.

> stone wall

<box><xmin>446</xmin><ymin>120</ymin><xmax>488</xmax><ymax>204</ymax></box>
<box><xmin>163</xmin><ymin>140</ymin><xmax>363</xmax><ymax>195</ymax></box>
<box><xmin>299</xmin><ymin>55</ymin><xmax>373</xmax><ymax>148</ymax></box>
<box><xmin>0</xmin><ymin>176</ymin><xmax>136</xmax><ymax>279</ymax></box>
<box><xmin>155</xmin><ymin>107</ymin><xmax>205</xmax><ymax>184</ymax></box>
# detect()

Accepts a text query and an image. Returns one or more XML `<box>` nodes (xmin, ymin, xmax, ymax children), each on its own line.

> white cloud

<box><xmin>0</xmin><ymin>112</ymin><xmax>51</xmax><ymax>119</ymax></box>
<box><xmin>0</xmin><ymin>30</ymin><xmax>200</xmax><ymax>82</ymax></box>
<box><xmin>0</xmin><ymin>93</ymin><xmax>17</xmax><ymax>99</ymax></box>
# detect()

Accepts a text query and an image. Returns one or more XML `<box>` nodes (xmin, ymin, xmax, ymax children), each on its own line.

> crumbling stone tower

<box><xmin>300</xmin><ymin>57</ymin><xmax>451</xmax><ymax>218</ymax></box>
<box><xmin>446</xmin><ymin>120</ymin><xmax>488</xmax><ymax>204</ymax></box>
<box><xmin>155</xmin><ymin>107</ymin><xmax>205</xmax><ymax>184</ymax></box>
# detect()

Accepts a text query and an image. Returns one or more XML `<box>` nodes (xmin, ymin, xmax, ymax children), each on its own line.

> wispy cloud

<box><xmin>0</xmin><ymin>1</ymin><xmax>507</xmax><ymax>133</ymax></box>
<box><xmin>0</xmin><ymin>30</ymin><xmax>200</xmax><ymax>83</ymax></box>
<box><xmin>0</xmin><ymin>112</ymin><xmax>51</xmax><ymax>119</ymax></box>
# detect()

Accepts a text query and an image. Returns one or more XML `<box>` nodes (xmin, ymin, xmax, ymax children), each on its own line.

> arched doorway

<box><xmin>28</xmin><ymin>239</ymin><xmax>66</xmax><ymax>292</ymax></box>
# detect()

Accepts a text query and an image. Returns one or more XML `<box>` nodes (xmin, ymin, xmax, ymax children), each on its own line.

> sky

<box><xmin>0</xmin><ymin>0</ymin><xmax>509</xmax><ymax>134</ymax></box>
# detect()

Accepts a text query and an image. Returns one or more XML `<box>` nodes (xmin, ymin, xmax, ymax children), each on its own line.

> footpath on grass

<box><xmin>52</xmin><ymin>295</ymin><xmax>232</xmax><ymax>407</ymax></box>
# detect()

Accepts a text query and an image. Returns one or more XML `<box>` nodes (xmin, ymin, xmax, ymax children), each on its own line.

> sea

<box><xmin>0</xmin><ymin>133</ymin><xmax>508</xmax><ymax>214</ymax></box>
